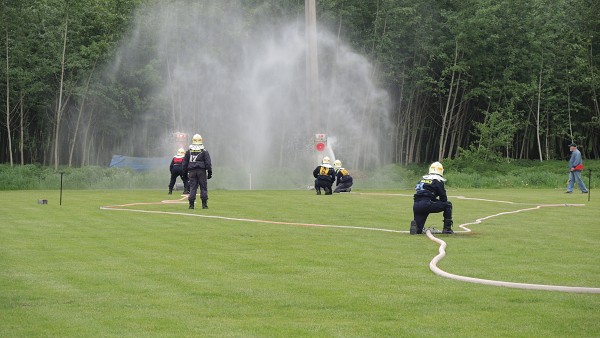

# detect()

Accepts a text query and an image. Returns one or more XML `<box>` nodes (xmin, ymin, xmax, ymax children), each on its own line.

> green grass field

<box><xmin>1</xmin><ymin>188</ymin><xmax>599</xmax><ymax>337</ymax></box>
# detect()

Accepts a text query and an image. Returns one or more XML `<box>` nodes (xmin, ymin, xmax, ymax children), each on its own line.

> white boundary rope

<box><xmin>100</xmin><ymin>199</ymin><xmax>405</xmax><ymax>234</ymax></box>
<box><xmin>101</xmin><ymin>194</ymin><xmax>600</xmax><ymax>294</ymax></box>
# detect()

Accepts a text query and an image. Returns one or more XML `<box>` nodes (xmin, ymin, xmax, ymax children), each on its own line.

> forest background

<box><xmin>1</xmin><ymin>0</ymin><xmax>599</xmax><ymax>171</ymax></box>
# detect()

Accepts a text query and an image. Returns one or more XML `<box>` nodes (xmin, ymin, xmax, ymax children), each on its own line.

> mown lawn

<box><xmin>0</xmin><ymin>189</ymin><xmax>598</xmax><ymax>337</ymax></box>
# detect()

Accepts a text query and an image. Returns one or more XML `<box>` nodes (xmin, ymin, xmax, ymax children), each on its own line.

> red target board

<box><xmin>314</xmin><ymin>133</ymin><xmax>327</xmax><ymax>152</ymax></box>
<box><xmin>173</xmin><ymin>132</ymin><xmax>188</xmax><ymax>149</ymax></box>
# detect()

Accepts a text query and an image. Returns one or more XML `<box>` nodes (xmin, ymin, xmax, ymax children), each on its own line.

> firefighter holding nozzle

<box><xmin>333</xmin><ymin>159</ymin><xmax>353</xmax><ymax>193</ymax></box>
<box><xmin>168</xmin><ymin>148</ymin><xmax>189</xmax><ymax>195</ymax></box>
<box><xmin>183</xmin><ymin>134</ymin><xmax>212</xmax><ymax>209</ymax></box>
<box><xmin>313</xmin><ymin>156</ymin><xmax>336</xmax><ymax>195</ymax></box>
<box><xmin>410</xmin><ymin>161</ymin><xmax>453</xmax><ymax>235</ymax></box>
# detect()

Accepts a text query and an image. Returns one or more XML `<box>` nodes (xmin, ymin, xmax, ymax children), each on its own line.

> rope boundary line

<box><xmin>101</xmin><ymin>194</ymin><xmax>599</xmax><ymax>294</ymax></box>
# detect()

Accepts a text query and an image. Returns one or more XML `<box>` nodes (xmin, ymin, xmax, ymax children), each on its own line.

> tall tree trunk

<box><xmin>166</xmin><ymin>56</ymin><xmax>178</xmax><ymax>129</ymax></box>
<box><xmin>54</xmin><ymin>13</ymin><xmax>69</xmax><ymax>170</ymax></box>
<box><xmin>81</xmin><ymin>109</ymin><xmax>92</xmax><ymax>166</ymax></box>
<box><xmin>394</xmin><ymin>67</ymin><xmax>406</xmax><ymax>164</ymax></box>
<box><xmin>370</xmin><ymin>0</ymin><xmax>380</xmax><ymax>55</ymax></box>
<box><xmin>535</xmin><ymin>56</ymin><xmax>543</xmax><ymax>162</ymax></box>
<box><xmin>444</xmin><ymin>69</ymin><xmax>461</xmax><ymax>158</ymax></box>
<box><xmin>519</xmin><ymin>101</ymin><xmax>534</xmax><ymax>159</ymax></box>
<box><xmin>5</xmin><ymin>28</ymin><xmax>13</xmax><ymax>166</ymax></box>
<box><xmin>438</xmin><ymin>40</ymin><xmax>459</xmax><ymax>160</ymax></box>
<box><xmin>68</xmin><ymin>61</ymin><xmax>96</xmax><ymax>167</ymax></box>
<box><xmin>565</xmin><ymin>64</ymin><xmax>574</xmax><ymax>143</ymax></box>
<box><xmin>305</xmin><ymin>0</ymin><xmax>319</xmax><ymax>133</ymax></box>
<box><xmin>544</xmin><ymin>111</ymin><xmax>549</xmax><ymax>160</ymax></box>
<box><xmin>20</xmin><ymin>93</ymin><xmax>24</xmax><ymax>165</ymax></box>
<box><xmin>448</xmin><ymin>88</ymin><xmax>466</xmax><ymax>158</ymax></box>
<box><xmin>589</xmin><ymin>41</ymin><xmax>600</xmax><ymax>117</ymax></box>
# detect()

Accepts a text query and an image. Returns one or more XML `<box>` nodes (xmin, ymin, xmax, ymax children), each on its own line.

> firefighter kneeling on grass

<box><xmin>183</xmin><ymin>134</ymin><xmax>212</xmax><ymax>209</ymax></box>
<box><xmin>313</xmin><ymin>156</ymin><xmax>336</xmax><ymax>195</ymax></box>
<box><xmin>333</xmin><ymin>160</ymin><xmax>353</xmax><ymax>193</ymax></box>
<box><xmin>410</xmin><ymin>161</ymin><xmax>453</xmax><ymax>235</ymax></box>
<box><xmin>168</xmin><ymin>148</ymin><xmax>189</xmax><ymax>195</ymax></box>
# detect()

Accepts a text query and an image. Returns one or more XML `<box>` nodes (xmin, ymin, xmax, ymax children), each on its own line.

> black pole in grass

<box><xmin>60</xmin><ymin>172</ymin><xmax>64</xmax><ymax>206</ymax></box>
<box><xmin>588</xmin><ymin>169</ymin><xmax>591</xmax><ymax>202</ymax></box>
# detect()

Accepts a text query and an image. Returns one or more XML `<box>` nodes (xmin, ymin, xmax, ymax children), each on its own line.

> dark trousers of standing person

<box><xmin>413</xmin><ymin>199</ymin><xmax>452</xmax><ymax>233</ymax></box>
<box><xmin>169</xmin><ymin>167</ymin><xmax>189</xmax><ymax>194</ymax></box>
<box><xmin>188</xmin><ymin>169</ymin><xmax>208</xmax><ymax>209</ymax></box>
<box><xmin>315</xmin><ymin>179</ymin><xmax>333</xmax><ymax>195</ymax></box>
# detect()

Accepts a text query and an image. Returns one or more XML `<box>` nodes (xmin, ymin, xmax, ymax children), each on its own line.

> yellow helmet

<box><xmin>322</xmin><ymin>156</ymin><xmax>331</xmax><ymax>164</ymax></box>
<box><xmin>176</xmin><ymin>148</ymin><xmax>185</xmax><ymax>157</ymax></box>
<box><xmin>429</xmin><ymin>161</ymin><xmax>444</xmax><ymax>176</ymax></box>
<box><xmin>333</xmin><ymin>160</ymin><xmax>342</xmax><ymax>169</ymax></box>
<box><xmin>192</xmin><ymin>134</ymin><xmax>203</xmax><ymax>145</ymax></box>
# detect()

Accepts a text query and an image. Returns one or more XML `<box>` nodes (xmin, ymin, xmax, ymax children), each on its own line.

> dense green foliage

<box><xmin>1</xmin><ymin>189</ymin><xmax>599</xmax><ymax>336</ymax></box>
<box><xmin>1</xmin><ymin>0</ymin><xmax>599</xmax><ymax>166</ymax></box>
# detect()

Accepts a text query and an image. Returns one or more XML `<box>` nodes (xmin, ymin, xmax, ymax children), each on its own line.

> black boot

<box><xmin>442</xmin><ymin>219</ymin><xmax>454</xmax><ymax>234</ymax></box>
<box><xmin>201</xmin><ymin>199</ymin><xmax>208</xmax><ymax>209</ymax></box>
<box><xmin>409</xmin><ymin>220</ymin><xmax>417</xmax><ymax>235</ymax></box>
<box><xmin>189</xmin><ymin>200</ymin><xmax>194</xmax><ymax>209</ymax></box>
<box><xmin>168</xmin><ymin>187</ymin><xmax>173</xmax><ymax>195</ymax></box>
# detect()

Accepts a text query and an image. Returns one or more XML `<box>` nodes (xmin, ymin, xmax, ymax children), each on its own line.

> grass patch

<box><xmin>1</xmin><ymin>189</ymin><xmax>599</xmax><ymax>337</ymax></box>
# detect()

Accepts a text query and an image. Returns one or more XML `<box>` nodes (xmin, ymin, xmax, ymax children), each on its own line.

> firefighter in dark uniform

<box><xmin>313</xmin><ymin>156</ymin><xmax>336</xmax><ymax>195</ymax></box>
<box><xmin>410</xmin><ymin>161</ymin><xmax>453</xmax><ymax>234</ymax></box>
<box><xmin>333</xmin><ymin>159</ymin><xmax>353</xmax><ymax>193</ymax></box>
<box><xmin>168</xmin><ymin>148</ymin><xmax>189</xmax><ymax>195</ymax></box>
<box><xmin>183</xmin><ymin>134</ymin><xmax>212</xmax><ymax>209</ymax></box>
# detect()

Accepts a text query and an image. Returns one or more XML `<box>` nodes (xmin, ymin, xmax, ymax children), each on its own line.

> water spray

<box><xmin>110</xmin><ymin>1</ymin><xmax>391</xmax><ymax>189</ymax></box>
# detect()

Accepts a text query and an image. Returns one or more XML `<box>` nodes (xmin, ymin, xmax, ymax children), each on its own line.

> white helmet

<box><xmin>322</xmin><ymin>156</ymin><xmax>331</xmax><ymax>164</ymax></box>
<box><xmin>333</xmin><ymin>160</ymin><xmax>342</xmax><ymax>169</ymax></box>
<box><xmin>429</xmin><ymin>161</ymin><xmax>444</xmax><ymax>176</ymax></box>
<box><xmin>176</xmin><ymin>148</ymin><xmax>185</xmax><ymax>157</ymax></box>
<box><xmin>192</xmin><ymin>134</ymin><xmax>203</xmax><ymax>145</ymax></box>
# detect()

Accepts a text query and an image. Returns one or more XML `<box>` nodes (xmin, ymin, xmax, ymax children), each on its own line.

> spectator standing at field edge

<box><xmin>566</xmin><ymin>143</ymin><xmax>588</xmax><ymax>194</ymax></box>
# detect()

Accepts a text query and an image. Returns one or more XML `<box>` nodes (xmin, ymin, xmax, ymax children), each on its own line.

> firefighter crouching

<box><xmin>410</xmin><ymin>161</ymin><xmax>453</xmax><ymax>234</ymax></box>
<box><xmin>333</xmin><ymin>159</ymin><xmax>353</xmax><ymax>193</ymax></box>
<box><xmin>313</xmin><ymin>156</ymin><xmax>336</xmax><ymax>195</ymax></box>
<box><xmin>168</xmin><ymin>148</ymin><xmax>189</xmax><ymax>195</ymax></box>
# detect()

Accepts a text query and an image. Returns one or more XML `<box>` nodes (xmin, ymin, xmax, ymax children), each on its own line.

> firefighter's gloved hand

<box><xmin>207</xmin><ymin>170</ymin><xmax>212</xmax><ymax>179</ymax></box>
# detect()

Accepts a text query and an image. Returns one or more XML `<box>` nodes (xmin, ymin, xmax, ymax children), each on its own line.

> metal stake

<box><xmin>588</xmin><ymin>169</ymin><xmax>592</xmax><ymax>202</ymax></box>
<box><xmin>60</xmin><ymin>172</ymin><xmax>64</xmax><ymax>206</ymax></box>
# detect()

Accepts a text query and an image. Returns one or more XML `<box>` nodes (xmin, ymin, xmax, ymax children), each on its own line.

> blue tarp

<box><xmin>109</xmin><ymin>155</ymin><xmax>170</xmax><ymax>171</ymax></box>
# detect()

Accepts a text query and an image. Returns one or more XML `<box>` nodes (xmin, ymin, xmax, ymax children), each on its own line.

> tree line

<box><xmin>1</xmin><ymin>0</ymin><xmax>599</xmax><ymax>169</ymax></box>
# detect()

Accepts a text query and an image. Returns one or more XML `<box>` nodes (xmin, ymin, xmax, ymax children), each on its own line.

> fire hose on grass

<box><xmin>425</xmin><ymin>203</ymin><xmax>600</xmax><ymax>294</ymax></box>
